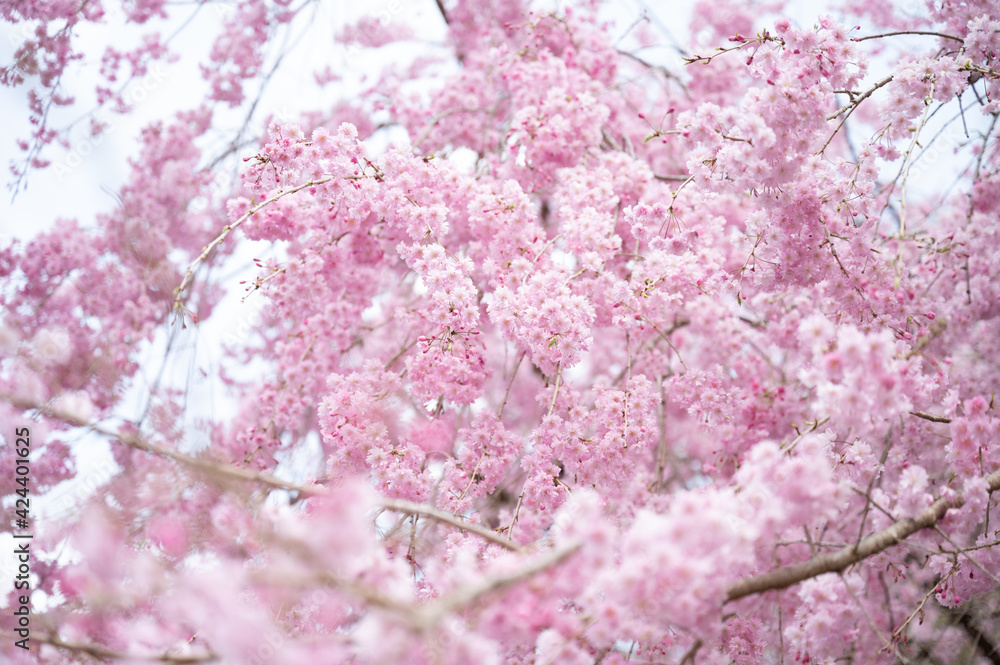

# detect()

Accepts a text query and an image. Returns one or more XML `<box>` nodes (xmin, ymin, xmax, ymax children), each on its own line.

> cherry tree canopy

<box><xmin>2</xmin><ymin>0</ymin><xmax>1000</xmax><ymax>663</ymax></box>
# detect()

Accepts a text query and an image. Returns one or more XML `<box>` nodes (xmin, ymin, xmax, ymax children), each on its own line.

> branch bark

<box><xmin>910</xmin><ymin>410</ymin><xmax>952</xmax><ymax>423</ymax></box>
<box><xmin>0</xmin><ymin>630</ymin><xmax>215</xmax><ymax>663</ymax></box>
<box><xmin>957</xmin><ymin>612</ymin><xmax>1000</xmax><ymax>665</ymax></box>
<box><xmin>434</xmin><ymin>0</ymin><xmax>449</xmax><ymax>25</ymax></box>
<box><xmin>413</xmin><ymin>541</ymin><xmax>581</xmax><ymax>629</ymax></box>
<box><xmin>3</xmin><ymin>394</ymin><xmax>320</xmax><ymax>495</ymax></box>
<box><xmin>726</xmin><ymin>468</ymin><xmax>1000</xmax><ymax>602</ymax></box>
<box><xmin>173</xmin><ymin>174</ymin><xmax>336</xmax><ymax>313</ymax></box>
<box><xmin>4</xmin><ymin>396</ymin><xmax>519</xmax><ymax>551</ymax></box>
<box><xmin>380</xmin><ymin>498</ymin><xmax>523</xmax><ymax>552</ymax></box>
<box><xmin>855</xmin><ymin>30</ymin><xmax>963</xmax><ymax>43</ymax></box>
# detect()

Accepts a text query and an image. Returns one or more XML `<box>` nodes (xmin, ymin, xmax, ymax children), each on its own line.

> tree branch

<box><xmin>3</xmin><ymin>394</ymin><xmax>320</xmax><ymax>495</ymax></box>
<box><xmin>173</xmin><ymin>174</ymin><xmax>336</xmax><ymax>314</ymax></box>
<box><xmin>380</xmin><ymin>498</ymin><xmax>523</xmax><ymax>552</ymax></box>
<box><xmin>818</xmin><ymin>75</ymin><xmax>894</xmax><ymax>154</ymax></box>
<box><xmin>726</xmin><ymin>468</ymin><xmax>1000</xmax><ymax>601</ymax></box>
<box><xmin>855</xmin><ymin>30</ymin><xmax>963</xmax><ymax>43</ymax></box>
<box><xmin>414</xmin><ymin>541</ymin><xmax>581</xmax><ymax>629</ymax></box>
<box><xmin>827</xmin><ymin>76</ymin><xmax>894</xmax><ymax>121</ymax></box>
<box><xmin>433</xmin><ymin>0</ymin><xmax>449</xmax><ymax>25</ymax></box>
<box><xmin>5</xmin><ymin>393</ymin><xmax>525</xmax><ymax>552</ymax></box>
<box><xmin>957</xmin><ymin>612</ymin><xmax>1000</xmax><ymax>665</ymax></box>
<box><xmin>0</xmin><ymin>630</ymin><xmax>215</xmax><ymax>663</ymax></box>
<box><xmin>910</xmin><ymin>410</ymin><xmax>952</xmax><ymax>423</ymax></box>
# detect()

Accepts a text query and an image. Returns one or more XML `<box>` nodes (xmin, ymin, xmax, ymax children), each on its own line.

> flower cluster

<box><xmin>4</xmin><ymin>1</ymin><xmax>1000</xmax><ymax>664</ymax></box>
<box><xmin>488</xmin><ymin>271</ymin><xmax>595</xmax><ymax>377</ymax></box>
<box><xmin>798</xmin><ymin>318</ymin><xmax>917</xmax><ymax>437</ymax></box>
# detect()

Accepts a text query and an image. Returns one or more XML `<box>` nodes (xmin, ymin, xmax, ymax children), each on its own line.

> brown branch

<box><xmin>3</xmin><ymin>394</ymin><xmax>320</xmax><ymax>495</ymax></box>
<box><xmin>957</xmin><ymin>612</ymin><xmax>1000</xmax><ymax>665</ymax></box>
<box><xmin>0</xmin><ymin>630</ymin><xmax>215</xmax><ymax>663</ymax></box>
<box><xmin>172</xmin><ymin>175</ymin><xmax>336</xmax><ymax>314</ymax></box>
<box><xmin>380</xmin><ymin>498</ymin><xmax>523</xmax><ymax>552</ymax></box>
<box><xmin>413</xmin><ymin>541</ymin><xmax>581</xmax><ymax>629</ymax></box>
<box><xmin>818</xmin><ymin>75</ymin><xmax>894</xmax><ymax>154</ymax></box>
<box><xmin>855</xmin><ymin>30</ymin><xmax>963</xmax><ymax>43</ymax></box>
<box><xmin>910</xmin><ymin>410</ymin><xmax>952</xmax><ymax>423</ymax></box>
<box><xmin>679</xmin><ymin>639</ymin><xmax>703</xmax><ymax>665</ymax></box>
<box><xmin>5</xmin><ymin>393</ymin><xmax>524</xmax><ymax>551</ymax></box>
<box><xmin>433</xmin><ymin>0</ymin><xmax>449</xmax><ymax>25</ymax></box>
<box><xmin>726</xmin><ymin>468</ymin><xmax>1000</xmax><ymax>602</ymax></box>
<box><xmin>828</xmin><ymin>76</ymin><xmax>894</xmax><ymax>121</ymax></box>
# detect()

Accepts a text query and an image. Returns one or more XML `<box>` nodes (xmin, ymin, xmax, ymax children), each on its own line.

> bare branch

<box><xmin>679</xmin><ymin>639</ymin><xmax>703</xmax><ymax>665</ymax></box>
<box><xmin>818</xmin><ymin>76</ymin><xmax>894</xmax><ymax>154</ymax></box>
<box><xmin>173</xmin><ymin>174</ymin><xmax>337</xmax><ymax>314</ymax></box>
<box><xmin>434</xmin><ymin>0</ymin><xmax>449</xmax><ymax>25</ymax></box>
<box><xmin>5</xmin><ymin>393</ymin><xmax>528</xmax><ymax>551</ymax></box>
<box><xmin>414</xmin><ymin>541</ymin><xmax>581</xmax><ymax>629</ymax></box>
<box><xmin>380</xmin><ymin>498</ymin><xmax>523</xmax><ymax>552</ymax></box>
<box><xmin>618</xmin><ymin>49</ymin><xmax>686</xmax><ymax>90</ymax></box>
<box><xmin>0</xmin><ymin>630</ymin><xmax>215</xmax><ymax>663</ymax></box>
<box><xmin>726</xmin><ymin>468</ymin><xmax>1000</xmax><ymax>601</ymax></box>
<box><xmin>910</xmin><ymin>410</ymin><xmax>952</xmax><ymax>424</ymax></box>
<box><xmin>828</xmin><ymin>76</ymin><xmax>894</xmax><ymax>121</ymax></box>
<box><xmin>855</xmin><ymin>30</ymin><xmax>963</xmax><ymax>43</ymax></box>
<box><xmin>3</xmin><ymin>394</ymin><xmax>319</xmax><ymax>495</ymax></box>
<box><xmin>957</xmin><ymin>612</ymin><xmax>1000</xmax><ymax>665</ymax></box>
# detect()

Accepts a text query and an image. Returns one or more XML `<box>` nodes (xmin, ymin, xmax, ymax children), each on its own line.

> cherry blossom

<box><xmin>2</xmin><ymin>1</ymin><xmax>1000</xmax><ymax>664</ymax></box>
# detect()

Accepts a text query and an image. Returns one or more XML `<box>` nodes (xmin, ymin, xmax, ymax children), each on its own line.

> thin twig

<box><xmin>881</xmin><ymin>563</ymin><xmax>950</xmax><ymax>653</ymax></box>
<box><xmin>854</xmin><ymin>432</ymin><xmax>892</xmax><ymax>548</ymax></box>
<box><xmin>818</xmin><ymin>76</ymin><xmax>894</xmax><ymax>154</ymax></box>
<box><xmin>828</xmin><ymin>76</ymin><xmax>895</xmax><ymax>121</ymax></box>
<box><xmin>898</xmin><ymin>81</ymin><xmax>936</xmax><ymax>246</ymax></box>
<box><xmin>173</xmin><ymin>175</ymin><xmax>337</xmax><ymax>314</ymax></box>
<box><xmin>497</xmin><ymin>352</ymin><xmax>525</xmax><ymax>420</ymax></box>
<box><xmin>855</xmin><ymin>30</ymin><xmax>963</xmax><ymax>43</ymax></box>
<box><xmin>380</xmin><ymin>498</ymin><xmax>522</xmax><ymax>552</ymax></box>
